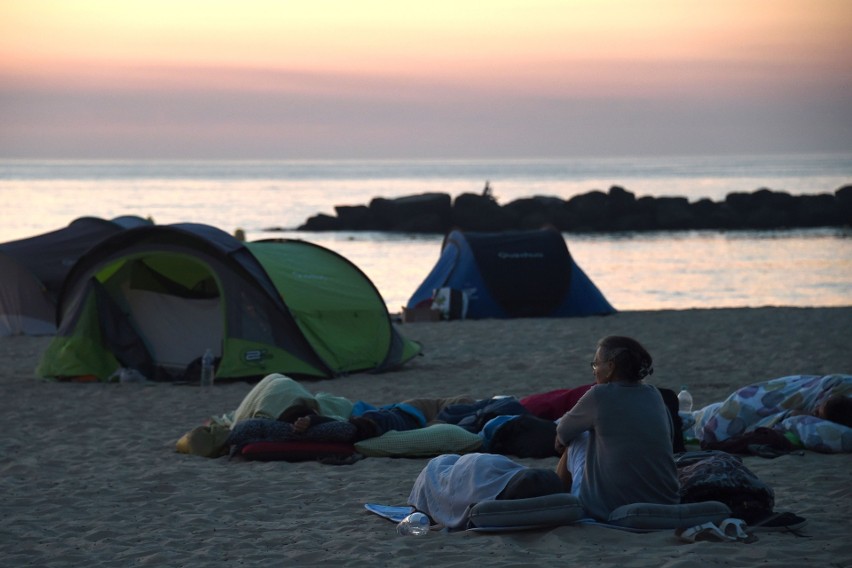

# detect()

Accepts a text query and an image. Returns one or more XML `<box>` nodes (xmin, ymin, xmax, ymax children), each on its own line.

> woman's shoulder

<box><xmin>592</xmin><ymin>382</ymin><xmax>662</xmax><ymax>401</ymax></box>
<box><xmin>592</xmin><ymin>382</ymin><xmax>655</xmax><ymax>391</ymax></box>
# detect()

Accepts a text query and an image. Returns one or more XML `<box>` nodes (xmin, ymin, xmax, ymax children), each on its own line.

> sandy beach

<box><xmin>2</xmin><ymin>306</ymin><xmax>851</xmax><ymax>567</ymax></box>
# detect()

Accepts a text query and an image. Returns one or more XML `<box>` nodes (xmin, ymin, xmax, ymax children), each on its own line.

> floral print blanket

<box><xmin>692</xmin><ymin>374</ymin><xmax>852</xmax><ymax>453</ymax></box>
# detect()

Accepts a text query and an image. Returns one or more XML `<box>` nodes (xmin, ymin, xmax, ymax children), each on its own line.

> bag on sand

<box><xmin>677</xmin><ymin>450</ymin><xmax>775</xmax><ymax>524</ymax></box>
<box><xmin>488</xmin><ymin>414</ymin><xmax>560</xmax><ymax>458</ymax></box>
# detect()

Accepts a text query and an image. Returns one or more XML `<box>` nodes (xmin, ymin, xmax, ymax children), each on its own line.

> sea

<box><xmin>1</xmin><ymin>153</ymin><xmax>851</xmax><ymax>313</ymax></box>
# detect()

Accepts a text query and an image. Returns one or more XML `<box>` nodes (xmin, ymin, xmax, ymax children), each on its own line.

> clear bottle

<box><xmin>396</xmin><ymin>512</ymin><xmax>430</xmax><ymax>536</ymax></box>
<box><xmin>201</xmin><ymin>348</ymin><xmax>215</xmax><ymax>388</ymax></box>
<box><xmin>119</xmin><ymin>367</ymin><xmax>143</xmax><ymax>383</ymax></box>
<box><xmin>677</xmin><ymin>385</ymin><xmax>693</xmax><ymax>412</ymax></box>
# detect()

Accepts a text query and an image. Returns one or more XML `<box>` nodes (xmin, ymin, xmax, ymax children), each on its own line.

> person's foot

<box><xmin>293</xmin><ymin>416</ymin><xmax>312</xmax><ymax>433</ymax></box>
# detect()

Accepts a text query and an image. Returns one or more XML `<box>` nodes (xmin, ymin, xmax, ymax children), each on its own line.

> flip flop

<box><xmin>751</xmin><ymin>512</ymin><xmax>808</xmax><ymax>533</ymax></box>
<box><xmin>719</xmin><ymin>518</ymin><xmax>759</xmax><ymax>544</ymax></box>
<box><xmin>675</xmin><ymin>522</ymin><xmax>736</xmax><ymax>543</ymax></box>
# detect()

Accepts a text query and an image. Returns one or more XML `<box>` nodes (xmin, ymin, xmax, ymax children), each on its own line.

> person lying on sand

<box><xmin>691</xmin><ymin>374</ymin><xmax>852</xmax><ymax>453</ymax></box>
<box><xmin>281</xmin><ymin>407</ymin><xmax>383</xmax><ymax>442</ymax></box>
<box><xmin>232</xmin><ymin>373</ymin><xmax>354</xmax><ymax>425</ymax></box>
<box><xmin>407</xmin><ymin>453</ymin><xmax>565</xmax><ymax>530</ymax></box>
<box><xmin>797</xmin><ymin>393</ymin><xmax>852</xmax><ymax>426</ymax></box>
<box><xmin>284</xmin><ymin>396</ymin><xmax>478</xmax><ymax>442</ymax></box>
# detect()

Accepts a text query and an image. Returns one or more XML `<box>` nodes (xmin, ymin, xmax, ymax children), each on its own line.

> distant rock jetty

<box><xmin>293</xmin><ymin>185</ymin><xmax>852</xmax><ymax>233</ymax></box>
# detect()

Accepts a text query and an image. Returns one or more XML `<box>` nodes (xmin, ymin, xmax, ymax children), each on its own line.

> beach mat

<box><xmin>363</xmin><ymin>503</ymin><xmax>654</xmax><ymax>533</ymax></box>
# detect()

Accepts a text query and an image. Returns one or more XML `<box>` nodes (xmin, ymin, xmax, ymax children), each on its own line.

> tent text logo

<box><xmin>291</xmin><ymin>272</ymin><xmax>330</xmax><ymax>281</ymax></box>
<box><xmin>497</xmin><ymin>252</ymin><xmax>545</xmax><ymax>259</ymax></box>
<box><xmin>242</xmin><ymin>349</ymin><xmax>271</xmax><ymax>366</ymax></box>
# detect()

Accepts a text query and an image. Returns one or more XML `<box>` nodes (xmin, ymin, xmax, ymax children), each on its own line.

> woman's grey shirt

<box><xmin>556</xmin><ymin>383</ymin><xmax>680</xmax><ymax>520</ymax></box>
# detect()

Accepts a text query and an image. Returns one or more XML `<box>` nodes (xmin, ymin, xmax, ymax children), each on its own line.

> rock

<box><xmin>652</xmin><ymin>197</ymin><xmax>693</xmax><ymax>230</ymax></box>
<box><xmin>503</xmin><ymin>196</ymin><xmax>568</xmax><ymax>230</ymax></box>
<box><xmin>452</xmin><ymin>193</ymin><xmax>514</xmax><ymax>231</ymax></box>
<box><xmin>298</xmin><ymin>213</ymin><xmax>341</xmax><ymax>231</ymax></box>
<box><xmin>795</xmin><ymin>194</ymin><xmax>843</xmax><ymax>227</ymax></box>
<box><xmin>369</xmin><ymin>193</ymin><xmax>452</xmax><ymax>232</ymax></box>
<box><xmin>334</xmin><ymin>205</ymin><xmax>374</xmax><ymax>230</ymax></box>
<box><xmin>690</xmin><ymin>199</ymin><xmax>729</xmax><ymax>229</ymax></box>
<box><xmin>835</xmin><ymin>185</ymin><xmax>852</xmax><ymax>224</ymax></box>
<box><xmin>565</xmin><ymin>190</ymin><xmax>609</xmax><ymax>231</ymax></box>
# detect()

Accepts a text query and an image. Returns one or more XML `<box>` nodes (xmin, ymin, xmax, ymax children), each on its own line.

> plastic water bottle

<box><xmin>677</xmin><ymin>385</ymin><xmax>693</xmax><ymax>412</ymax></box>
<box><xmin>396</xmin><ymin>512</ymin><xmax>430</xmax><ymax>536</ymax></box>
<box><xmin>201</xmin><ymin>348</ymin><xmax>215</xmax><ymax>388</ymax></box>
<box><xmin>119</xmin><ymin>367</ymin><xmax>144</xmax><ymax>383</ymax></box>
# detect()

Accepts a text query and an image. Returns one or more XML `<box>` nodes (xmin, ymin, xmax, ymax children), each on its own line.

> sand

<box><xmin>1</xmin><ymin>306</ymin><xmax>851</xmax><ymax>567</ymax></box>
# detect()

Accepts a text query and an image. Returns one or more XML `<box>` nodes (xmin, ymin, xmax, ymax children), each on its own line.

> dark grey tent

<box><xmin>0</xmin><ymin>216</ymin><xmax>150</xmax><ymax>336</ymax></box>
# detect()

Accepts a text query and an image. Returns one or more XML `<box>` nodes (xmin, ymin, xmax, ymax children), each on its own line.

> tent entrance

<box><xmin>104</xmin><ymin>254</ymin><xmax>224</xmax><ymax>371</ymax></box>
<box><xmin>122</xmin><ymin>288</ymin><xmax>222</xmax><ymax>370</ymax></box>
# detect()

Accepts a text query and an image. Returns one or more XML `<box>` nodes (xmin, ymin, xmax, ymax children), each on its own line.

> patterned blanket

<box><xmin>692</xmin><ymin>374</ymin><xmax>852</xmax><ymax>453</ymax></box>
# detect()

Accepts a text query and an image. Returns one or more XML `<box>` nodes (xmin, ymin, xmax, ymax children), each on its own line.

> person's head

<box><xmin>497</xmin><ymin>468</ymin><xmax>565</xmax><ymax>500</ymax></box>
<box><xmin>816</xmin><ymin>394</ymin><xmax>852</xmax><ymax>428</ymax></box>
<box><xmin>277</xmin><ymin>404</ymin><xmax>317</xmax><ymax>423</ymax></box>
<box><xmin>591</xmin><ymin>336</ymin><xmax>653</xmax><ymax>384</ymax></box>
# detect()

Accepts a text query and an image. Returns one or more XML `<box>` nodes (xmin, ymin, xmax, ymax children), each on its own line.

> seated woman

<box><xmin>555</xmin><ymin>335</ymin><xmax>680</xmax><ymax>521</ymax></box>
<box><xmin>407</xmin><ymin>453</ymin><xmax>564</xmax><ymax>530</ymax></box>
<box><xmin>692</xmin><ymin>374</ymin><xmax>852</xmax><ymax>453</ymax></box>
<box><xmin>521</xmin><ymin>383</ymin><xmax>686</xmax><ymax>453</ymax></box>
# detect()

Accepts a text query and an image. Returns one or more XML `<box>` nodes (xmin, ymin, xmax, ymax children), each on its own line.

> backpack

<box><xmin>677</xmin><ymin>450</ymin><xmax>775</xmax><ymax>524</ymax></box>
<box><xmin>488</xmin><ymin>414</ymin><xmax>560</xmax><ymax>458</ymax></box>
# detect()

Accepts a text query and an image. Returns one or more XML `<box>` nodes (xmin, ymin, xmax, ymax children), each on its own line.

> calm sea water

<box><xmin>2</xmin><ymin>155</ymin><xmax>851</xmax><ymax>312</ymax></box>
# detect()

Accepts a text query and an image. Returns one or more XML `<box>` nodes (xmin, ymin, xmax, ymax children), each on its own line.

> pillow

<box><xmin>607</xmin><ymin>501</ymin><xmax>731</xmax><ymax>530</ymax></box>
<box><xmin>354</xmin><ymin>424</ymin><xmax>483</xmax><ymax>457</ymax></box>
<box><xmin>467</xmin><ymin>493</ymin><xmax>586</xmax><ymax>531</ymax></box>
<box><xmin>240</xmin><ymin>441</ymin><xmax>356</xmax><ymax>462</ymax></box>
<box><xmin>227</xmin><ymin>418</ymin><xmax>357</xmax><ymax>448</ymax></box>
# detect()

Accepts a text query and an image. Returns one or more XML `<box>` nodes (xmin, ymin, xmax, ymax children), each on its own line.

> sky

<box><xmin>1</xmin><ymin>0</ymin><xmax>850</xmax><ymax>160</ymax></box>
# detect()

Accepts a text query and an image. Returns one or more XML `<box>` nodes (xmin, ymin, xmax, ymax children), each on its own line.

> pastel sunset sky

<box><xmin>1</xmin><ymin>0</ymin><xmax>850</xmax><ymax>159</ymax></box>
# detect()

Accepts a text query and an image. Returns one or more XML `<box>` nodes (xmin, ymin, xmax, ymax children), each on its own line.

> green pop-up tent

<box><xmin>37</xmin><ymin>223</ymin><xmax>420</xmax><ymax>381</ymax></box>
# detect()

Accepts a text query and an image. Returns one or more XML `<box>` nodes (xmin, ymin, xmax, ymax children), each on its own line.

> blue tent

<box><xmin>407</xmin><ymin>229</ymin><xmax>615</xmax><ymax>319</ymax></box>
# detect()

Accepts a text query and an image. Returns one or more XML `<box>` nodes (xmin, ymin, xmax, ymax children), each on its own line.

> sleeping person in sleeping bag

<box><xmin>230</xmin><ymin>374</ymin><xmax>466</xmax><ymax>441</ymax></box>
<box><xmin>288</xmin><ymin>395</ymin><xmax>479</xmax><ymax>441</ymax></box>
<box><xmin>407</xmin><ymin>453</ymin><xmax>564</xmax><ymax>530</ymax></box>
<box><xmin>283</xmin><ymin>405</ymin><xmax>420</xmax><ymax>442</ymax></box>
<box><xmin>691</xmin><ymin>374</ymin><xmax>852</xmax><ymax>453</ymax></box>
<box><xmin>231</xmin><ymin>373</ymin><xmax>354</xmax><ymax>425</ymax></box>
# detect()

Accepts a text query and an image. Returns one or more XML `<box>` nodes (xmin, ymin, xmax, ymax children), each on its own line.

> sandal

<box><xmin>719</xmin><ymin>518</ymin><xmax>759</xmax><ymax>543</ymax></box>
<box><xmin>676</xmin><ymin>522</ymin><xmax>736</xmax><ymax>543</ymax></box>
<box><xmin>751</xmin><ymin>511</ymin><xmax>808</xmax><ymax>533</ymax></box>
